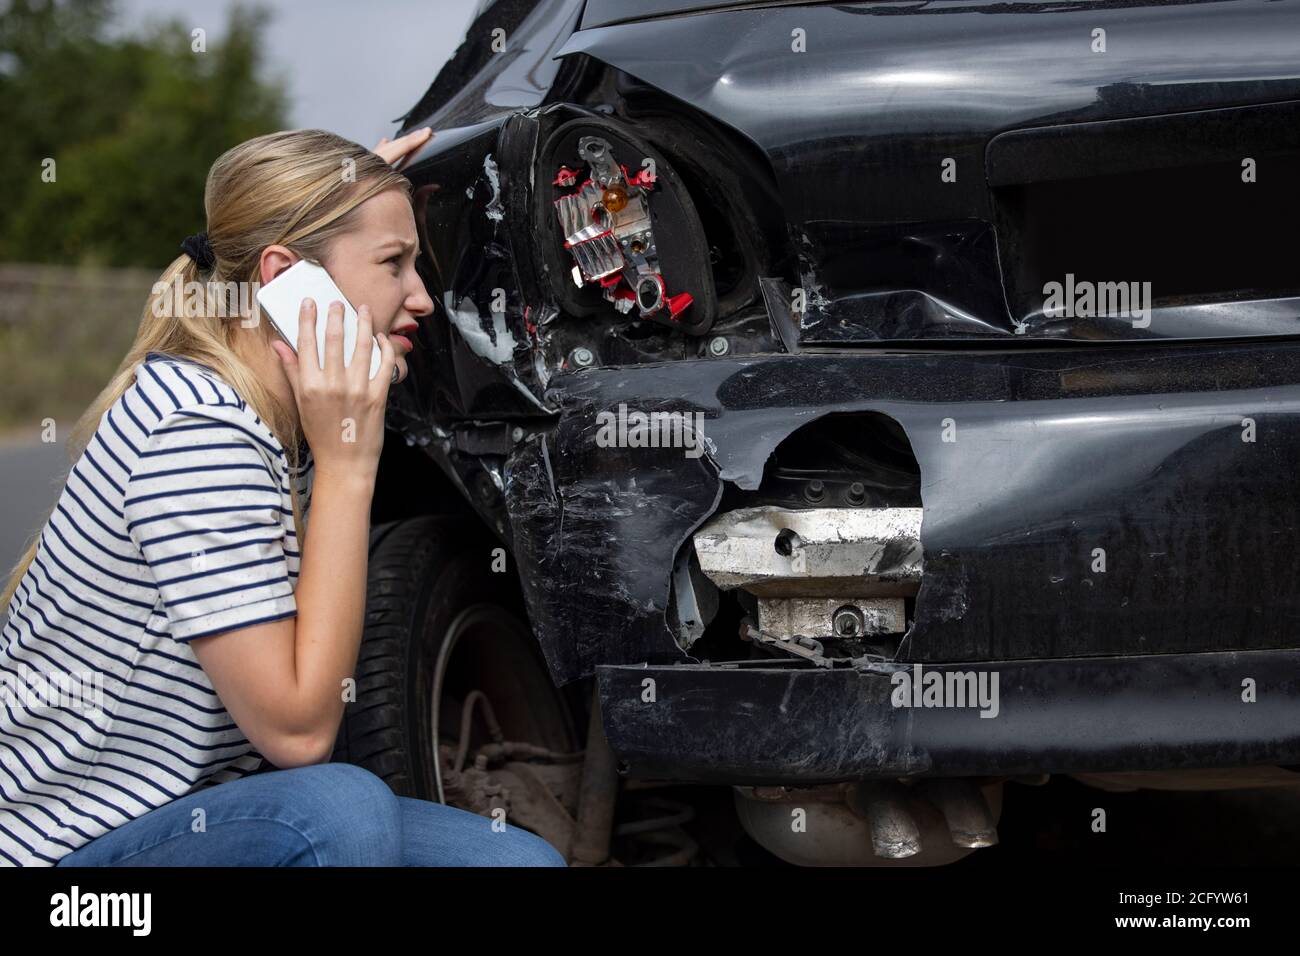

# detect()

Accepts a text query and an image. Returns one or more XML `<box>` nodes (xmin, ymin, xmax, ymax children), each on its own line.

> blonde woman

<box><xmin>0</xmin><ymin>128</ymin><xmax>566</xmax><ymax>867</ymax></box>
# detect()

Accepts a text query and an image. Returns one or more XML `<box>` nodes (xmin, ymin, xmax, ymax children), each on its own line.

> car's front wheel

<box><xmin>330</xmin><ymin>516</ymin><xmax>585</xmax><ymax>854</ymax></box>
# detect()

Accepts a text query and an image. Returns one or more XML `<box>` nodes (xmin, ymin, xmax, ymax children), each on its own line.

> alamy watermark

<box><xmin>50</xmin><ymin>886</ymin><xmax>151</xmax><ymax>936</ymax></box>
<box><xmin>890</xmin><ymin>663</ymin><xmax>1000</xmax><ymax>718</ymax></box>
<box><xmin>151</xmin><ymin>275</ymin><xmax>261</xmax><ymax>326</ymax></box>
<box><xmin>595</xmin><ymin>402</ymin><xmax>708</xmax><ymax>460</ymax></box>
<box><xmin>1042</xmin><ymin>273</ymin><xmax>1152</xmax><ymax>329</ymax></box>
<box><xmin>0</xmin><ymin>664</ymin><xmax>104</xmax><ymax>715</ymax></box>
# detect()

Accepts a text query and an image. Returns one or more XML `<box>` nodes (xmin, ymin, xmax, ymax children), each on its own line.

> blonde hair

<box><xmin>2</xmin><ymin>129</ymin><xmax>410</xmax><ymax>611</ymax></box>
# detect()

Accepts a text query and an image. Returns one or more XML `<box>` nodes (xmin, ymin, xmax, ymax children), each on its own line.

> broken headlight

<box><xmin>539</xmin><ymin>118</ymin><xmax>716</xmax><ymax>336</ymax></box>
<box><xmin>554</xmin><ymin>135</ymin><xmax>696</xmax><ymax>325</ymax></box>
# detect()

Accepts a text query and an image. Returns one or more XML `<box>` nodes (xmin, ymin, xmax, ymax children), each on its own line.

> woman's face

<box><xmin>319</xmin><ymin>188</ymin><xmax>434</xmax><ymax>384</ymax></box>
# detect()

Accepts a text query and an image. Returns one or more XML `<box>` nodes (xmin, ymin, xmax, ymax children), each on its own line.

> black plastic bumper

<box><xmin>596</xmin><ymin>649</ymin><xmax>1300</xmax><ymax>784</ymax></box>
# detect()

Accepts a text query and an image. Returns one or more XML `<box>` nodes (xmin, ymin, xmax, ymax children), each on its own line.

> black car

<box><xmin>332</xmin><ymin>0</ymin><xmax>1300</xmax><ymax>866</ymax></box>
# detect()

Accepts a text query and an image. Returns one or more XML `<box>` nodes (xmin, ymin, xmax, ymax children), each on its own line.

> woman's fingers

<box><xmin>296</xmin><ymin>297</ymin><xmax>318</xmax><ymax>378</ymax></box>
<box><xmin>269</xmin><ymin>339</ymin><xmax>299</xmax><ymax>400</ymax></box>
<box><xmin>321</xmin><ymin>300</ymin><xmax>345</xmax><ymax>377</ymax></box>
<box><xmin>371</xmin><ymin>328</ymin><xmax>396</xmax><ymax>398</ymax></box>
<box><xmin>354</xmin><ymin>304</ymin><xmax>375</xmax><ymax>386</ymax></box>
<box><xmin>372</xmin><ymin>127</ymin><xmax>432</xmax><ymax>169</ymax></box>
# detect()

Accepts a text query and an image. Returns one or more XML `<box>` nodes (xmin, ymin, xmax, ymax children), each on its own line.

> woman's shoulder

<box><xmin>139</xmin><ymin>350</ymin><xmax>239</xmax><ymax>404</ymax></box>
<box><xmin>137</xmin><ymin>350</ymin><xmax>238</xmax><ymax>400</ymax></box>
<box><xmin>112</xmin><ymin>352</ymin><xmax>289</xmax><ymax>462</ymax></box>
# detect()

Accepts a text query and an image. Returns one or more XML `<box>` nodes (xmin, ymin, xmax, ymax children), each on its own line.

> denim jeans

<box><xmin>55</xmin><ymin>763</ymin><xmax>568</xmax><ymax>866</ymax></box>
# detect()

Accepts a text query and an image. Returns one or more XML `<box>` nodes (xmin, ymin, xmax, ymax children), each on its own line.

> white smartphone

<box><xmin>255</xmin><ymin>259</ymin><xmax>390</xmax><ymax>381</ymax></box>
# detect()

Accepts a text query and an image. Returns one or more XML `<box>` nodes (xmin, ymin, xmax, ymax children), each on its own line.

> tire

<box><xmin>331</xmin><ymin>515</ymin><xmax>580</xmax><ymax>802</ymax></box>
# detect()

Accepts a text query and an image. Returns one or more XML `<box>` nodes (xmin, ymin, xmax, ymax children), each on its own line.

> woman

<box><xmin>0</xmin><ymin>128</ymin><xmax>566</xmax><ymax>867</ymax></box>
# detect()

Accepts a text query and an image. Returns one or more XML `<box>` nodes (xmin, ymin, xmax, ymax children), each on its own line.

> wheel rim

<box><xmin>428</xmin><ymin>603</ymin><xmax>577</xmax><ymax>806</ymax></box>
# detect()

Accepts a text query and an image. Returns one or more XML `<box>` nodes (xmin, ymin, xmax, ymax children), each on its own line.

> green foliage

<box><xmin>0</xmin><ymin>0</ymin><xmax>289</xmax><ymax>267</ymax></box>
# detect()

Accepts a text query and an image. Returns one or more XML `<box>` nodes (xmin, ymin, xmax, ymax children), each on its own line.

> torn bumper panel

<box><xmin>505</xmin><ymin>344</ymin><xmax>1300</xmax><ymax>686</ymax></box>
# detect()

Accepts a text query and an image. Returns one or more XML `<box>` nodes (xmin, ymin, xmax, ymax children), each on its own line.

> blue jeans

<box><xmin>55</xmin><ymin>763</ymin><xmax>568</xmax><ymax>866</ymax></box>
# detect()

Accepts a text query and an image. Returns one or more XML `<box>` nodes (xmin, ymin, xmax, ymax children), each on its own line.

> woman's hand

<box><xmin>373</xmin><ymin>127</ymin><xmax>433</xmax><ymax>171</ymax></box>
<box><xmin>269</xmin><ymin>297</ymin><xmax>396</xmax><ymax>483</ymax></box>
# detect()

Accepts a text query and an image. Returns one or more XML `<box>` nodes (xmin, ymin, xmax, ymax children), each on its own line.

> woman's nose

<box><xmin>408</xmin><ymin>284</ymin><xmax>435</xmax><ymax>317</ymax></box>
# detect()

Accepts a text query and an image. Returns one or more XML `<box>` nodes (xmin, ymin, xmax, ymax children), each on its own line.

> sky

<box><xmin>111</xmin><ymin>0</ymin><xmax>487</xmax><ymax>147</ymax></box>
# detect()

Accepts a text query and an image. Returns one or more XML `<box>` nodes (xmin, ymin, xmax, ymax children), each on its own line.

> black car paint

<box><xmin>385</xmin><ymin>0</ymin><xmax>1300</xmax><ymax>779</ymax></box>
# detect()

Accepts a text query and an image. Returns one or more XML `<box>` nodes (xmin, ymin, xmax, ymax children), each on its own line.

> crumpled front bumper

<box><xmin>596</xmin><ymin>649</ymin><xmax>1300</xmax><ymax>784</ymax></box>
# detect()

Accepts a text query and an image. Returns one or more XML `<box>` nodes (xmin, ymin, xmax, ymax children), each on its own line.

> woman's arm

<box><xmin>188</xmin><ymin>468</ymin><xmax>376</xmax><ymax>767</ymax></box>
<box><xmin>188</xmin><ymin>300</ymin><xmax>397</xmax><ymax>768</ymax></box>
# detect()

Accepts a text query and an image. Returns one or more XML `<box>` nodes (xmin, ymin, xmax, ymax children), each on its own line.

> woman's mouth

<box><xmin>389</xmin><ymin>322</ymin><xmax>419</xmax><ymax>353</ymax></box>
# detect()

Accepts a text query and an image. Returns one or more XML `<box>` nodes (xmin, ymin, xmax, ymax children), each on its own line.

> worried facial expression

<box><xmin>318</xmin><ymin>188</ymin><xmax>434</xmax><ymax>383</ymax></box>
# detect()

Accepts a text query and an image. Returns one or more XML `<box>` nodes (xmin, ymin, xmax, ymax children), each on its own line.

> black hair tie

<box><xmin>180</xmin><ymin>232</ymin><xmax>216</xmax><ymax>272</ymax></box>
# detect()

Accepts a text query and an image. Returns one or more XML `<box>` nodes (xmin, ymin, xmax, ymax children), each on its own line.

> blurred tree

<box><xmin>0</xmin><ymin>0</ymin><xmax>288</xmax><ymax>266</ymax></box>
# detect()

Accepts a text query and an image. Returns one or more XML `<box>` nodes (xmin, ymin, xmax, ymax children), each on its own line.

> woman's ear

<box><xmin>258</xmin><ymin>245</ymin><xmax>300</xmax><ymax>286</ymax></box>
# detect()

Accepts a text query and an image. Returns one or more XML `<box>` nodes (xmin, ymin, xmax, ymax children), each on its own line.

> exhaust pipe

<box><xmin>848</xmin><ymin>781</ymin><xmax>922</xmax><ymax>859</ymax></box>
<box><xmin>918</xmin><ymin>778</ymin><xmax>999</xmax><ymax>848</ymax></box>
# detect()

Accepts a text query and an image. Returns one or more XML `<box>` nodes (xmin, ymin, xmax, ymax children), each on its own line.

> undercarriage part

<box><xmin>538</xmin><ymin>116</ymin><xmax>716</xmax><ymax>335</ymax></box>
<box><xmin>739</xmin><ymin>621</ymin><xmax>830</xmax><ymax>668</ymax></box>
<box><xmin>570</xmin><ymin>685</ymin><xmax>620</xmax><ymax>866</ymax></box>
<box><xmin>733</xmin><ymin>780</ymin><xmax>1003</xmax><ymax>867</ymax></box>
<box><xmin>849</xmin><ymin>781</ymin><xmax>922</xmax><ymax>859</ymax></box>
<box><xmin>438</xmin><ymin>743</ymin><xmax>586</xmax><ymax>855</ymax></box>
<box><xmin>613</xmin><ymin>795</ymin><xmax>700</xmax><ymax>866</ymax></box>
<box><xmin>757</xmin><ymin>596</ymin><xmax>907</xmax><ymax>640</ymax></box>
<box><xmin>667</xmin><ymin>548</ymin><xmax>720</xmax><ymax>648</ymax></box>
<box><xmin>434</xmin><ymin>716</ymin><xmax>588</xmax><ymax>858</ymax></box>
<box><xmin>1071</xmin><ymin>767</ymin><xmax>1300</xmax><ymax>792</ymax></box>
<box><xmin>1013</xmin><ymin>773</ymin><xmax>1052</xmax><ymax>787</ymax></box>
<box><xmin>693</xmin><ymin>506</ymin><xmax>923</xmax><ymax>597</ymax></box>
<box><xmin>916</xmin><ymin>778</ymin><xmax>1000</xmax><ymax>848</ymax></box>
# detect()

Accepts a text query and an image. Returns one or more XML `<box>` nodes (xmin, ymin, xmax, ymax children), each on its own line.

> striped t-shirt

<box><xmin>0</xmin><ymin>351</ymin><xmax>313</xmax><ymax>866</ymax></box>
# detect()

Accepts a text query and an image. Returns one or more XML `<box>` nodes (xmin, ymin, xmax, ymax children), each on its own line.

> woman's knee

<box><xmin>504</xmin><ymin>828</ymin><xmax>568</xmax><ymax>867</ymax></box>
<box><xmin>397</xmin><ymin>796</ymin><xmax>569</xmax><ymax>866</ymax></box>
<box><xmin>270</xmin><ymin>762</ymin><xmax>404</xmax><ymax>866</ymax></box>
<box><xmin>484</xmin><ymin>821</ymin><xmax>568</xmax><ymax>867</ymax></box>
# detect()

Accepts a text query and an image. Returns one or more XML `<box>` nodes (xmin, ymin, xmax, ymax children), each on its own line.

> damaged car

<box><xmin>331</xmin><ymin>0</ymin><xmax>1300</xmax><ymax>866</ymax></box>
